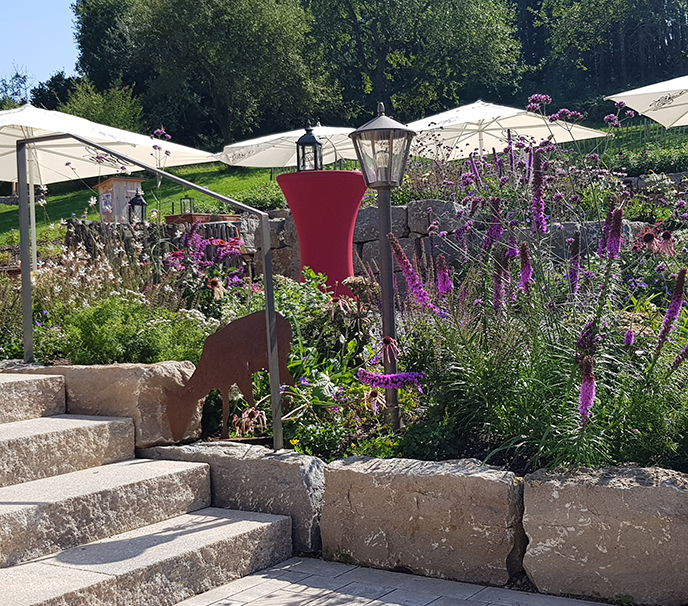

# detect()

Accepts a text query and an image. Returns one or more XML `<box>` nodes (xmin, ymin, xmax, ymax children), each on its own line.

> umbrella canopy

<box><xmin>216</xmin><ymin>125</ymin><xmax>358</xmax><ymax>167</ymax></box>
<box><xmin>0</xmin><ymin>105</ymin><xmax>214</xmax><ymax>184</ymax></box>
<box><xmin>408</xmin><ymin>100</ymin><xmax>607</xmax><ymax>160</ymax></box>
<box><xmin>606</xmin><ymin>75</ymin><xmax>688</xmax><ymax>128</ymax></box>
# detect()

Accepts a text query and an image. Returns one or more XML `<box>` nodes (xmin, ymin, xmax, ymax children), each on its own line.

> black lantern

<box><xmin>127</xmin><ymin>190</ymin><xmax>147</xmax><ymax>223</ymax></box>
<box><xmin>296</xmin><ymin>124</ymin><xmax>323</xmax><ymax>172</ymax></box>
<box><xmin>349</xmin><ymin>103</ymin><xmax>415</xmax><ymax>431</ymax></box>
<box><xmin>349</xmin><ymin>102</ymin><xmax>415</xmax><ymax>189</ymax></box>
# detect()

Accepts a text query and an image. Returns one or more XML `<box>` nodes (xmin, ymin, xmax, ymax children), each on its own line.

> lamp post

<box><xmin>296</xmin><ymin>124</ymin><xmax>323</xmax><ymax>172</ymax></box>
<box><xmin>349</xmin><ymin>102</ymin><xmax>415</xmax><ymax>431</ymax></box>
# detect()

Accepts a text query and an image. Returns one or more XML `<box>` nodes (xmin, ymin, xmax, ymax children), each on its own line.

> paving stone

<box><xmin>2</xmin><ymin>508</ymin><xmax>291</xmax><ymax>606</ymax></box>
<box><xmin>0</xmin><ymin>458</ymin><xmax>210</xmax><ymax>567</ymax></box>
<box><xmin>0</xmin><ymin>373</ymin><xmax>65</xmax><ymax>423</ymax></box>
<box><xmin>0</xmin><ymin>415</ymin><xmax>134</xmax><ymax>488</ymax></box>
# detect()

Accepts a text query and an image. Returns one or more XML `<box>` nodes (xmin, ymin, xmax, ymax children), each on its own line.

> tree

<box><xmin>31</xmin><ymin>71</ymin><xmax>81</xmax><ymax>110</ymax></box>
<box><xmin>58</xmin><ymin>79</ymin><xmax>144</xmax><ymax>132</ymax></box>
<box><xmin>128</xmin><ymin>0</ymin><xmax>329</xmax><ymax>145</ymax></box>
<box><xmin>1</xmin><ymin>68</ymin><xmax>30</xmax><ymax>107</ymax></box>
<box><xmin>539</xmin><ymin>0</ymin><xmax>688</xmax><ymax>96</ymax></box>
<box><xmin>306</xmin><ymin>0</ymin><xmax>522</xmax><ymax>122</ymax></box>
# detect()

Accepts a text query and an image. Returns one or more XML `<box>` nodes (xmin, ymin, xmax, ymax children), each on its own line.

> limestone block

<box><xmin>0</xmin><ymin>458</ymin><xmax>210</xmax><ymax>567</ymax></box>
<box><xmin>3</xmin><ymin>362</ymin><xmax>202</xmax><ymax>448</ymax></box>
<box><xmin>0</xmin><ymin>415</ymin><xmax>134</xmax><ymax>488</ymax></box>
<box><xmin>353</xmin><ymin>206</ymin><xmax>409</xmax><ymax>242</ymax></box>
<box><xmin>408</xmin><ymin>200</ymin><xmax>464</xmax><ymax>234</ymax></box>
<box><xmin>0</xmin><ymin>373</ymin><xmax>65</xmax><ymax>423</ymax></box>
<box><xmin>321</xmin><ymin>457</ymin><xmax>525</xmax><ymax>586</ymax></box>
<box><xmin>240</xmin><ymin>213</ymin><xmax>261</xmax><ymax>250</ymax></box>
<box><xmin>523</xmin><ymin>467</ymin><xmax>688</xmax><ymax>606</ymax></box>
<box><xmin>140</xmin><ymin>442</ymin><xmax>325</xmax><ymax>554</ymax></box>
<box><xmin>253</xmin><ymin>245</ymin><xmax>301</xmax><ymax>280</ymax></box>
<box><xmin>361</xmin><ymin>236</ymin><xmax>419</xmax><ymax>270</ymax></box>
<box><xmin>256</xmin><ymin>217</ymin><xmax>286</xmax><ymax>250</ymax></box>
<box><xmin>283</xmin><ymin>214</ymin><xmax>300</xmax><ymax>248</ymax></box>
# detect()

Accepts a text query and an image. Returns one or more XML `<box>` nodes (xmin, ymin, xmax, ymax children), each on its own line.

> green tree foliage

<box><xmin>539</xmin><ymin>0</ymin><xmax>688</xmax><ymax>97</ymax></box>
<box><xmin>0</xmin><ymin>69</ymin><xmax>30</xmax><ymax>108</ymax></box>
<box><xmin>30</xmin><ymin>71</ymin><xmax>81</xmax><ymax>110</ymax></box>
<box><xmin>57</xmin><ymin>79</ymin><xmax>144</xmax><ymax>132</ymax></box>
<box><xmin>306</xmin><ymin>0</ymin><xmax>522</xmax><ymax>121</ymax></box>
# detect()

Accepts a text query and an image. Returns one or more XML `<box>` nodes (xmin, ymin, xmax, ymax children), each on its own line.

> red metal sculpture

<box><xmin>166</xmin><ymin>310</ymin><xmax>294</xmax><ymax>441</ymax></box>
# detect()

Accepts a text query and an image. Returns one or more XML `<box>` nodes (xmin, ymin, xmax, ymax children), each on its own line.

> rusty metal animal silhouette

<box><xmin>166</xmin><ymin>311</ymin><xmax>294</xmax><ymax>441</ymax></box>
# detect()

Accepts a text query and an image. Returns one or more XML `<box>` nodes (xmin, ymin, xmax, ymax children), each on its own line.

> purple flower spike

<box><xmin>606</xmin><ymin>207</ymin><xmax>623</xmax><ymax>258</ymax></box>
<box><xmin>578</xmin><ymin>356</ymin><xmax>596</xmax><ymax>425</ymax></box>
<box><xmin>357</xmin><ymin>368</ymin><xmax>425</xmax><ymax>390</ymax></box>
<box><xmin>655</xmin><ymin>268</ymin><xmax>687</xmax><ymax>356</ymax></box>
<box><xmin>624</xmin><ymin>330</ymin><xmax>635</xmax><ymax>347</ymax></box>
<box><xmin>436</xmin><ymin>255</ymin><xmax>453</xmax><ymax>295</ymax></box>
<box><xmin>519</xmin><ymin>241</ymin><xmax>533</xmax><ymax>293</ymax></box>
<box><xmin>531</xmin><ymin>150</ymin><xmax>547</xmax><ymax>233</ymax></box>
<box><xmin>569</xmin><ymin>231</ymin><xmax>581</xmax><ymax>294</ymax></box>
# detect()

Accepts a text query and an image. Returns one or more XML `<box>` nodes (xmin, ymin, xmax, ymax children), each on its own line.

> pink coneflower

<box><xmin>655</xmin><ymin>267</ymin><xmax>687</xmax><ymax>356</ymax></box>
<box><xmin>208</xmin><ymin>278</ymin><xmax>225</xmax><ymax>300</ymax></box>
<box><xmin>659</xmin><ymin>230</ymin><xmax>676</xmax><ymax>257</ymax></box>
<box><xmin>578</xmin><ymin>356</ymin><xmax>596</xmax><ymax>425</ymax></box>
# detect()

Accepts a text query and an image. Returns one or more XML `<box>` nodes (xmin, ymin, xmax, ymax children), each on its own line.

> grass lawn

<box><xmin>0</xmin><ymin>163</ymin><xmax>275</xmax><ymax>245</ymax></box>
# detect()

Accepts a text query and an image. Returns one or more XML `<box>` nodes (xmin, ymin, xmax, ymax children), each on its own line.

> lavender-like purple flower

<box><xmin>470</xmin><ymin>157</ymin><xmax>484</xmax><ymax>189</ymax></box>
<box><xmin>528</xmin><ymin>93</ymin><xmax>552</xmax><ymax>105</ymax></box>
<box><xmin>357</xmin><ymin>368</ymin><xmax>425</xmax><ymax>391</ymax></box>
<box><xmin>493</xmin><ymin>246</ymin><xmax>509</xmax><ymax>311</ymax></box>
<box><xmin>388</xmin><ymin>234</ymin><xmax>439</xmax><ymax>313</ymax></box>
<box><xmin>436</xmin><ymin>255</ymin><xmax>453</xmax><ymax>295</ymax></box>
<box><xmin>671</xmin><ymin>341</ymin><xmax>688</xmax><ymax>371</ymax></box>
<box><xmin>482</xmin><ymin>197</ymin><xmax>504</xmax><ymax>250</ymax></box>
<box><xmin>569</xmin><ymin>231</ymin><xmax>581</xmax><ymax>294</ymax></box>
<box><xmin>606</xmin><ymin>207</ymin><xmax>624</xmax><ymax>258</ymax></box>
<box><xmin>576</xmin><ymin>321</ymin><xmax>600</xmax><ymax>358</ymax></box>
<box><xmin>531</xmin><ymin>150</ymin><xmax>547</xmax><ymax>233</ymax></box>
<box><xmin>624</xmin><ymin>330</ymin><xmax>635</xmax><ymax>346</ymax></box>
<box><xmin>519</xmin><ymin>241</ymin><xmax>533</xmax><ymax>293</ymax></box>
<box><xmin>655</xmin><ymin>267</ymin><xmax>687</xmax><ymax>356</ymax></box>
<box><xmin>578</xmin><ymin>356</ymin><xmax>596</xmax><ymax>425</ymax></box>
<box><xmin>598</xmin><ymin>209</ymin><xmax>613</xmax><ymax>257</ymax></box>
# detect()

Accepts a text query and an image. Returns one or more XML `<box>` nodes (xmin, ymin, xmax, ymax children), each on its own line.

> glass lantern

<box><xmin>127</xmin><ymin>190</ymin><xmax>147</xmax><ymax>223</ymax></box>
<box><xmin>296</xmin><ymin>124</ymin><xmax>323</xmax><ymax>172</ymax></box>
<box><xmin>349</xmin><ymin>103</ymin><xmax>415</xmax><ymax>189</ymax></box>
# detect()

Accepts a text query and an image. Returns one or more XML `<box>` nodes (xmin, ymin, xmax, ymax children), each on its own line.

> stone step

<box><xmin>0</xmin><ymin>507</ymin><xmax>292</xmax><ymax>606</ymax></box>
<box><xmin>0</xmin><ymin>415</ymin><xmax>135</xmax><ymax>489</ymax></box>
<box><xmin>0</xmin><ymin>373</ymin><xmax>65</xmax><ymax>424</ymax></box>
<box><xmin>0</xmin><ymin>458</ymin><xmax>210</xmax><ymax>568</ymax></box>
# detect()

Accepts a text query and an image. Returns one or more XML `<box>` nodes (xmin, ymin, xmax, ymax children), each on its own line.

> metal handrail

<box><xmin>17</xmin><ymin>133</ymin><xmax>284</xmax><ymax>449</ymax></box>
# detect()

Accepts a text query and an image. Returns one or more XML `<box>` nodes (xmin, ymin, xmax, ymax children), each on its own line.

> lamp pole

<box><xmin>349</xmin><ymin>103</ymin><xmax>415</xmax><ymax>431</ymax></box>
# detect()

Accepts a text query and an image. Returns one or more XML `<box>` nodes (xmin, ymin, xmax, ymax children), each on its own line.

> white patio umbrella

<box><xmin>0</xmin><ymin>104</ymin><xmax>214</xmax><ymax>268</ymax></box>
<box><xmin>606</xmin><ymin>75</ymin><xmax>688</xmax><ymax>128</ymax></box>
<box><xmin>216</xmin><ymin>125</ymin><xmax>358</xmax><ymax>167</ymax></box>
<box><xmin>408</xmin><ymin>100</ymin><xmax>607</xmax><ymax>160</ymax></box>
<box><xmin>0</xmin><ymin>104</ymin><xmax>214</xmax><ymax>185</ymax></box>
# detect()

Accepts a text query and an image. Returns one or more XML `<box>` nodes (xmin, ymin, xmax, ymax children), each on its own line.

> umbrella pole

<box><xmin>17</xmin><ymin>142</ymin><xmax>34</xmax><ymax>362</ymax></box>
<box><xmin>28</xmin><ymin>152</ymin><xmax>38</xmax><ymax>270</ymax></box>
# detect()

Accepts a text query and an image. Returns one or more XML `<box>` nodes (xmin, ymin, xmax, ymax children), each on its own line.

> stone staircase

<box><xmin>0</xmin><ymin>373</ymin><xmax>292</xmax><ymax>606</ymax></box>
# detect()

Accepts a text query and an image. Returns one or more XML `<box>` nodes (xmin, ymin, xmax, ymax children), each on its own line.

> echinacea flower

<box><xmin>208</xmin><ymin>278</ymin><xmax>225</xmax><ymax>300</ymax></box>
<box><xmin>659</xmin><ymin>230</ymin><xmax>675</xmax><ymax>257</ymax></box>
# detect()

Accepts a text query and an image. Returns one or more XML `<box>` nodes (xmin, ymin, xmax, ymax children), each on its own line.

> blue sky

<box><xmin>0</xmin><ymin>1</ymin><xmax>79</xmax><ymax>93</ymax></box>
